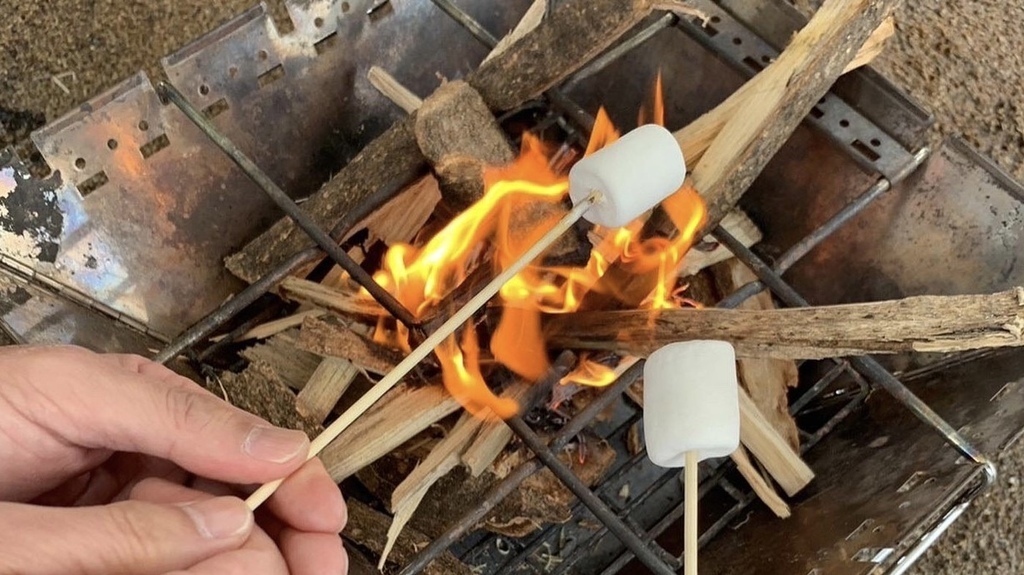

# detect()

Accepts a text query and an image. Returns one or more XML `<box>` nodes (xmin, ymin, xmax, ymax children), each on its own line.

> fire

<box><xmin>365</xmin><ymin>76</ymin><xmax>706</xmax><ymax>419</ymax></box>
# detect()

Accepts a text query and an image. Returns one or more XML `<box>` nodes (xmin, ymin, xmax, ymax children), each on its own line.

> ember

<box><xmin>365</xmin><ymin>79</ymin><xmax>706</xmax><ymax>418</ymax></box>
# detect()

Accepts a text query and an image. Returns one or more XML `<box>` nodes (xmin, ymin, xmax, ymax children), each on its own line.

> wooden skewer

<box><xmin>244</xmin><ymin>191</ymin><xmax>601</xmax><ymax>509</ymax></box>
<box><xmin>684</xmin><ymin>450</ymin><xmax>699</xmax><ymax>575</ymax></box>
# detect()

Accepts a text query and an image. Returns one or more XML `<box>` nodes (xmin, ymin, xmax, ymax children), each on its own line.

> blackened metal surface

<box><xmin>2</xmin><ymin>0</ymin><xmax>529</xmax><ymax>338</ymax></box>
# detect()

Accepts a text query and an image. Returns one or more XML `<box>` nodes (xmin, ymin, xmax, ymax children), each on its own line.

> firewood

<box><xmin>214</xmin><ymin>360</ymin><xmax>322</xmax><ymax>438</ymax></box>
<box><xmin>381</xmin><ymin>413</ymin><xmax>485</xmax><ymax>568</ymax></box>
<box><xmin>226</xmin><ymin>118</ymin><xmax>423</xmax><ymax>284</ymax></box>
<box><xmin>415</xmin><ymin>80</ymin><xmax>516</xmax><ymax>211</ymax></box>
<box><xmin>278</xmin><ymin>276</ymin><xmax>383</xmax><ymax>318</ymax></box>
<box><xmin>227</xmin><ymin>0</ymin><xmax>655</xmax><ymax>284</ymax></box>
<box><xmin>461</xmin><ymin>381</ymin><xmax>531</xmax><ymax>477</ymax></box>
<box><xmin>345</xmin><ymin>499</ymin><xmax>472</xmax><ymax>575</ymax></box>
<box><xmin>687</xmin><ymin>0</ymin><xmax>899</xmax><ymax>234</ymax></box>
<box><xmin>546</xmin><ymin>287</ymin><xmax>1024</xmax><ymax>360</ymax></box>
<box><xmin>211</xmin><ymin>309</ymin><xmax>324</xmax><ymax>344</ymax></box>
<box><xmin>482</xmin><ymin>0</ymin><xmax>547</xmax><ymax>65</ymax></box>
<box><xmin>357</xmin><ymin>173</ymin><xmax>442</xmax><ymax>246</ymax></box>
<box><xmin>677</xmin><ymin>210</ymin><xmax>761</xmax><ymax>278</ymax></box>
<box><xmin>319</xmin><ymin>381</ymin><xmax>462</xmax><ymax>481</ymax></box>
<box><xmin>297</xmin><ymin>313</ymin><xmax>404</xmax><ymax>375</ymax></box>
<box><xmin>844</xmin><ymin>16</ymin><xmax>896</xmax><ymax>73</ymax></box>
<box><xmin>712</xmin><ymin>258</ymin><xmax>799</xmax><ymax>451</ymax></box>
<box><xmin>730</xmin><ymin>446</ymin><xmax>790</xmax><ymax>518</ymax></box>
<box><xmin>295</xmin><ymin>357</ymin><xmax>359</xmax><ymax>423</ymax></box>
<box><xmin>739</xmin><ymin>388</ymin><xmax>814</xmax><ymax>497</ymax></box>
<box><xmin>368</xmin><ymin>66</ymin><xmax>422</xmax><ymax>114</ymax></box>
<box><xmin>240</xmin><ymin>331</ymin><xmax>322</xmax><ymax>391</ymax></box>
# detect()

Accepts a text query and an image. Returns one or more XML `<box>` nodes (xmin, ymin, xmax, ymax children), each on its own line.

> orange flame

<box><xmin>365</xmin><ymin>77</ymin><xmax>706</xmax><ymax>419</ymax></box>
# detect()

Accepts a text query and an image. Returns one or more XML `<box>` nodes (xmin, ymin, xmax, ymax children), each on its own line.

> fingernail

<box><xmin>181</xmin><ymin>497</ymin><xmax>253</xmax><ymax>539</ymax></box>
<box><xmin>243</xmin><ymin>426</ymin><xmax>309</xmax><ymax>463</ymax></box>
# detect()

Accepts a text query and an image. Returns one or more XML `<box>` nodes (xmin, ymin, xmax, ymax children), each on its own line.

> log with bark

<box><xmin>546</xmin><ymin>287</ymin><xmax>1024</xmax><ymax>360</ymax></box>
<box><xmin>686</xmin><ymin>0</ymin><xmax>900</xmax><ymax>235</ymax></box>
<box><xmin>226</xmin><ymin>0</ymin><xmax>655</xmax><ymax>284</ymax></box>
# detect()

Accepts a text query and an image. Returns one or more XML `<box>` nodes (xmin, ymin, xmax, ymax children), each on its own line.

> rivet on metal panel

<box><xmin>852</xmin><ymin>547</ymin><xmax>895</xmax><ymax>563</ymax></box>
<box><xmin>896</xmin><ymin>471</ymin><xmax>927</xmax><ymax>494</ymax></box>
<box><xmin>844</xmin><ymin>518</ymin><xmax>875</xmax><ymax>541</ymax></box>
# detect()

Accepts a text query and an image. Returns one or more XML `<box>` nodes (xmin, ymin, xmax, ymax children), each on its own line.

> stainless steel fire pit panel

<box><xmin>748</xmin><ymin>136</ymin><xmax>1024</xmax><ymax>307</ymax></box>
<box><xmin>1</xmin><ymin>0</ymin><xmax>529</xmax><ymax>338</ymax></box>
<box><xmin>699</xmin><ymin>349</ymin><xmax>1024</xmax><ymax>575</ymax></box>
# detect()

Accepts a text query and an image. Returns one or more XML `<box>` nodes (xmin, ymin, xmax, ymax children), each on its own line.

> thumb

<box><xmin>0</xmin><ymin>497</ymin><xmax>253</xmax><ymax>575</ymax></box>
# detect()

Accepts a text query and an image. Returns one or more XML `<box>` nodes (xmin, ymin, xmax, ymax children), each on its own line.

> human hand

<box><xmin>0</xmin><ymin>346</ymin><xmax>347</xmax><ymax>574</ymax></box>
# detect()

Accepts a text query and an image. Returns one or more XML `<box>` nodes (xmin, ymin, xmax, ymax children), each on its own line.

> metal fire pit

<box><xmin>2</xmin><ymin>1</ymin><xmax>1024</xmax><ymax>573</ymax></box>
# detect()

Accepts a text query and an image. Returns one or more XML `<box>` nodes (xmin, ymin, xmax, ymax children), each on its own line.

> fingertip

<box><xmin>269</xmin><ymin>459</ymin><xmax>346</xmax><ymax>533</ymax></box>
<box><xmin>279</xmin><ymin>530</ymin><xmax>347</xmax><ymax>575</ymax></box>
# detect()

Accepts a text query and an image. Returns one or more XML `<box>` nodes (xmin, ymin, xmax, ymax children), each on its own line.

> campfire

<box><xmin>123</xmin><ymin>0</ymin><xmax>1022</xmax><ymax>573</ymax></box>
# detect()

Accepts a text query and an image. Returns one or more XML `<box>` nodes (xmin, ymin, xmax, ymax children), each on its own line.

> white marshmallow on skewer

<box><xmin>642</xmin><ymin>340</ymin><xmax>740</xmax><ymax>575</ymax></box>
<box><xmin>569</xmin><ymin>124</ymin><xmax>687</xmax><ymax>228</ymax></box>
<box><xmin>643</xmin><ymin>340</ymin><xmax>740</xmax><ymax>467</ymax></box>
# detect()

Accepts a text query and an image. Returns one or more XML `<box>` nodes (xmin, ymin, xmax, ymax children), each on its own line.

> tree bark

<box><xmin>545</xmin><ymin>288</ymin><xmax>1024</xmax><ymax>360</ymax></box>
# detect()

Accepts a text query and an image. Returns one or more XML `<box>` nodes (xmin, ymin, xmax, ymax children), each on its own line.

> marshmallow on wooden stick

<box><xmin>570</xmin><ymin>124</ymin><xmax>687</xmax><ymax>228</ymax></box>
<box><xmin>643</xmin><ymin>340</ymin><xmax>740</xmax><ymax>575</ymax></box>
<box><xmin>643</xmin><ymin>340</ymin><xmax>740</xmax><ymax>466</ymax></box>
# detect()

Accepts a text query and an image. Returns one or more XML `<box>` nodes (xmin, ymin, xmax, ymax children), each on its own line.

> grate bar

<box><xmin>156</xmin><ymin>81</ymin><xmax>422</xmax><ymax>333</ymax></box>
<box><xmin>153</xmin><ymin>247</ymin><xmax>319</xmax><ymax>363</ymax></box>
<box><xmin>400</xmin><ymin>362</ymin><xmax>648</xmax><ymax>575</ymax></box>
<box><xmin>564</xmin><ymin>13</ymin><xmax>677</xmax><ymax>91</ymax></box>
<box><xmin>712</xmin><ymin>226</ymin><xmax>996</xmax><ymax>483</ymax></box>
<box><xmin>506</xmin><ymin>416</ymin><xmax>680</xmax><ymax>575</ymax></box>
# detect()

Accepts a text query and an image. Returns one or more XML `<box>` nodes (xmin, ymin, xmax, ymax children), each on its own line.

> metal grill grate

<box><xmin>144</xmin><ymin>1</ymin><xmax>997</xmax><ymax>574</ymax></box>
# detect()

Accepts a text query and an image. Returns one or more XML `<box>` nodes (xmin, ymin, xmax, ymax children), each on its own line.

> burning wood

<box><xmin>414</xmin><ymin>80</ymin><xmax>515</xmax><ymax>211</ymax></box>
<box><xmin>226</xmin><ymin>0</ymin><xmax>657</xmax><ymax>284</ymax></box>
<box><xmin>220</xmin><ymin>0</ymin><xmax>921</xmax><ymax>563</ymax></box>
<box><xmin>545</xmin><ymin>287</ymin><xmax>1024</xmax><ymax>360</ymax></box>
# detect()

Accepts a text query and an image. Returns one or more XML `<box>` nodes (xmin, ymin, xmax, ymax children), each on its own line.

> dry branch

<box><xmin>320</xmin><ymin>382</ymin><xmax>462</xmax><ymax>481</ymax></box>
<box><xmin>546</xmin><ymin>288</ymin><xmax>1024</xmax><ymax>360</ymax></box>
<box><xmin>228</xmin><ymin>0</ymin><xmax>654</xmax><ymax>283</ymax></box>
<box><xmin>296</xmin><ymin>357</ymin><xmax>359</xmax><ymax>423</ymax></box>
<box><xmin>739</xmin><ymin>388</ymin><xmax>814</xmax><ymax>497</ymax></box>
<box><xmin>298</xmin><ymin>313</ymin><xmax>403</xmax><ymax>374</ymax></box>
<box><xmin>664</xmin><ymin>0</ymin><xmax>899</xmax><ymax>235</ymax></box>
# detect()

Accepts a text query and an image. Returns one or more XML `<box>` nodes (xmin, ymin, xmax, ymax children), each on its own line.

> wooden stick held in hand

<box><xmin>244</xmin><ymin>194</ymin><xmax>599</xmax><ymax>509</ymax></box>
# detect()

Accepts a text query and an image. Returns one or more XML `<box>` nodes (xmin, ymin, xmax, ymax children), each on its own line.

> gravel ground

<box><xmin>1</xmin><ymin>0</ymin><xmax>1022</xmax><ymax>573</ymax></box>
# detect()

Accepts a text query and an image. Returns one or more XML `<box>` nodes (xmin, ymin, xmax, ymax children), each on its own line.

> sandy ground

<box><xmin>1</xmin><ymin>0</ymin><xmax>1022</xmax><ymax>572</ymax></box>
